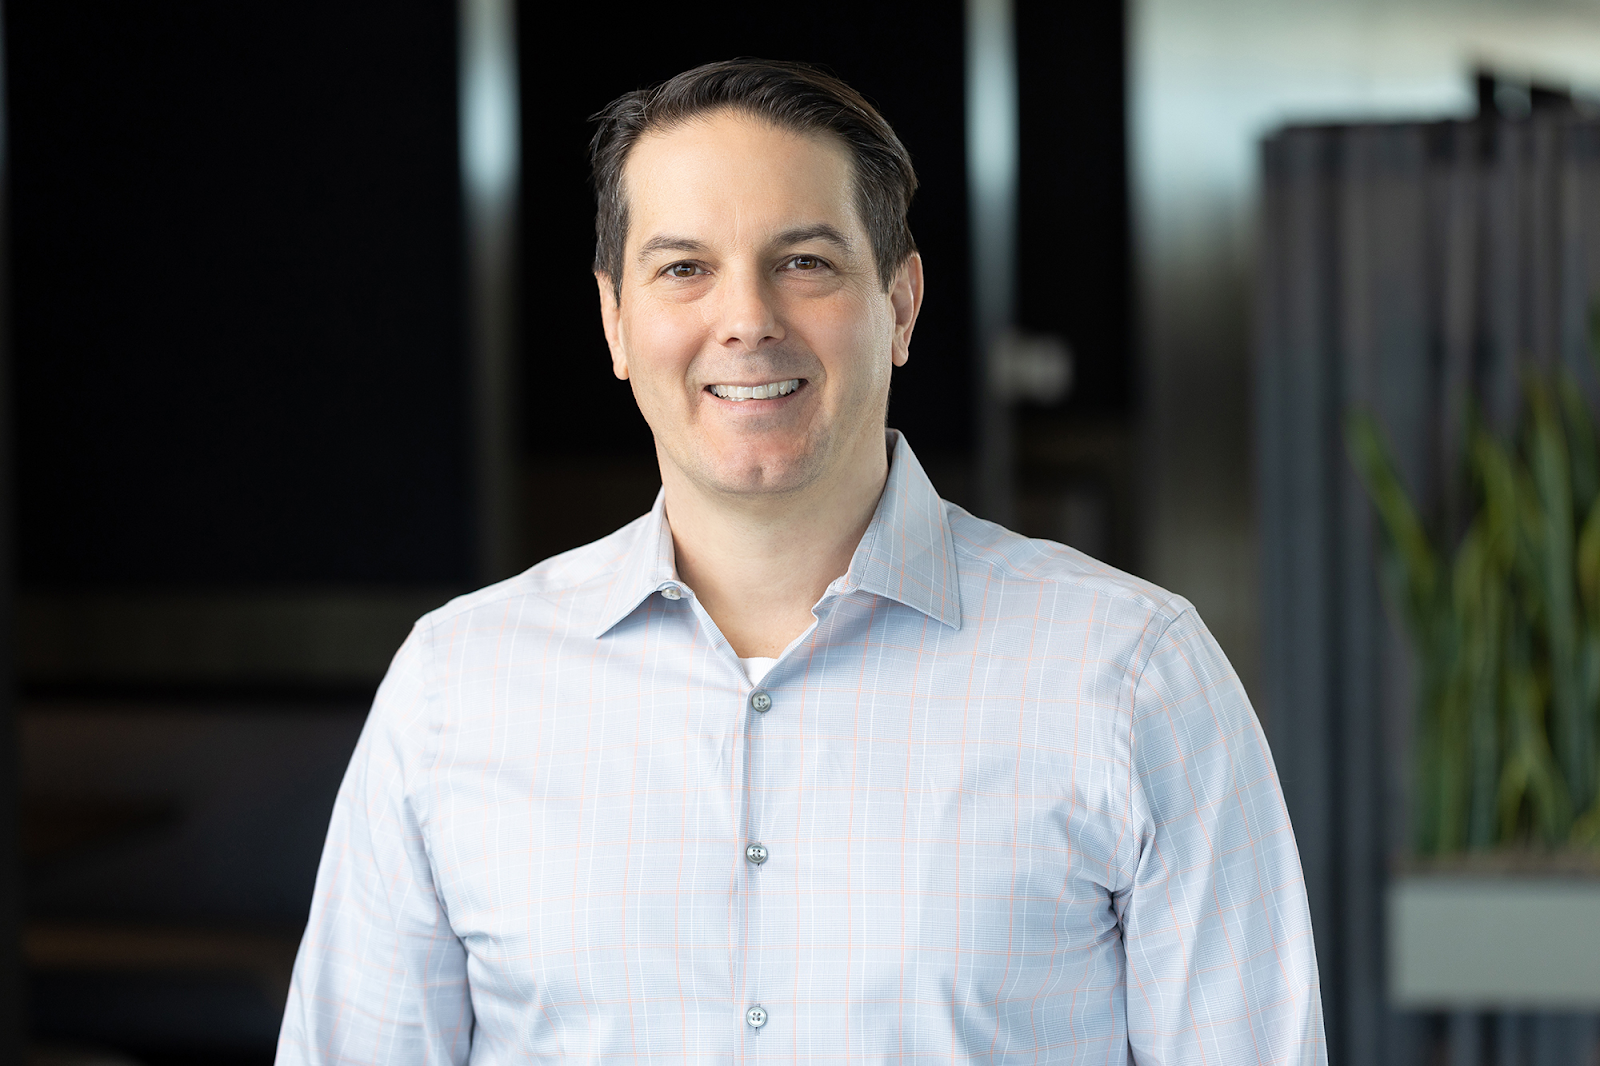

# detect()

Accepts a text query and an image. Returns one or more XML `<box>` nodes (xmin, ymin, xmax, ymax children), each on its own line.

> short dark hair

<box><xmin>589</xmin><ymin>59</ymin><xmax>919</xmax><ymax>300</ymax></box>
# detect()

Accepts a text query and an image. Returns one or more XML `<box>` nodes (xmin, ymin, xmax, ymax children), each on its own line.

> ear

<box><xmin>889</xmin><ymin>253</ymin><xmax>924</xmax><ymax>368</ymax></box>
<box><xmin>596</xmin><ymin>272</ymin><xmax>629</xmax><ymax>380</ymax></box>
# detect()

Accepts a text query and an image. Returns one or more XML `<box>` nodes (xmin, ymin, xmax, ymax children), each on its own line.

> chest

<box><xmin>415</xmin><ymin>607</ymin><xmax>1136</xmax><ymax>1056</ymax></box>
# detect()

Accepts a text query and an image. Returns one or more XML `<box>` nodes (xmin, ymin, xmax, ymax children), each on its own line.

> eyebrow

<box><xmin>634</xmin><ymin>224</ymin><xmax>857</xmax><ymax>265</ymax></box>
<box><xmin>636</xmin><ymin>234</ymin><xmax>706</xmax><ymax>262</ymax></box>
<box><xmin>773</xmin><ymin>224</ymin><xmax>855</xmax><ymax>254</ymax></box>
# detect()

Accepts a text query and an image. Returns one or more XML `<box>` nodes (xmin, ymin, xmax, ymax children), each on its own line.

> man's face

<box><xmin>598</xmin><ymin>111</ymin><xmax>922</xmax><ymax>502</ymax></box>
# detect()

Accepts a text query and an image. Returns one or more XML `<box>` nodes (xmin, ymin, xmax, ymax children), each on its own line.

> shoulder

<box><xmin>944</xmin><ymin>500</ymin><xmax>1193</xmax><ymax>643</ymax></box>
<box><xmin>410</xmin><ymin>511</ymin><xmax>654</xmax><ymax>640</ymax></box>
<box><xmin>942</xmin><ymin>507</ymin><xmax>1259</xmax><ymax>774</ymax></box>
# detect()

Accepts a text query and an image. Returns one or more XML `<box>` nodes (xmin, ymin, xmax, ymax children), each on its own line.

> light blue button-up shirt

<box><xmin>278</xmin><ymin>431</ymin><xmax>1326</xmax><ymax>1064</ymax></box>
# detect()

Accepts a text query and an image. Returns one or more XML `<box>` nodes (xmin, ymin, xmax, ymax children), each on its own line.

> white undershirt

<box><xmin>739</xmin><ymin>656</ymin><xmax>779</xmax><ymax>685</ymax></box>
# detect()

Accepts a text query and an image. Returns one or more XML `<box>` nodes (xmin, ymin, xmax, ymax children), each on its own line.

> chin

<box><xmin>701</xmin><ymin>449</ymin><xmax>818</xmax><ymax>497</ymax></box>
<box><xmin>711</xmin><ymin>465</ymin><xmax>809</xmax><ymax>497</ymax></box>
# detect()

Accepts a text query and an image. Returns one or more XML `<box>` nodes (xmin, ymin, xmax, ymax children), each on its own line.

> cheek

<box><xmin>619</xmin><ymin>310</ymin><xmax>701</xmax><ymax>393</ymax></box>
<box><xmin>815</xmin><ymin>297</ymin><xmax>894</xmax><ymax>396</ymax></box>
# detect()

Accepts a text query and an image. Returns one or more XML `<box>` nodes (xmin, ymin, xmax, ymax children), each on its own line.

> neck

<box><xmin>663</xmin><ymin>435</ymin><xmax>889</xmax><ymax>659</ymax></box>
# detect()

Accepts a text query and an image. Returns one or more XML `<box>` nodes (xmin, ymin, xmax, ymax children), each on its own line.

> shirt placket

<box><xmin>676</xmin><ymin>587</ymin><xmax>770</xmax><ymax>1052</ymax></box>
<box><xmin>741</xmin><ymin>673</ymin><xmax>772</xmax><ymax>1057</ymax></box>
<box><xmin>678</xmin><ymin>582</ymin><xmax>840</xmax><ymax>1057</ymax></box>
<box><xmin>740</xmin><ymin>589</ymin><xmax>837</xmax><ymax>1059</ymax></box>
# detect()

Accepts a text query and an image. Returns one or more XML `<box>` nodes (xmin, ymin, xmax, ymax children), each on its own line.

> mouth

<box><xmin>706</xmin><ymin>378</ymin><xmax>803</xmax><ymax>402</ymax></box>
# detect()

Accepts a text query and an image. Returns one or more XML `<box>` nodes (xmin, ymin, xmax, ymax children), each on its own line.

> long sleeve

<box><xmin>276</xmin><ymin>624</ymin><xmax>474</xmax><ymax>1064</ymax></box>
<box><xmin>1119</xmin><ymin>608</ymin><xmax>1327</xmax><ymax>1065</ymax></box>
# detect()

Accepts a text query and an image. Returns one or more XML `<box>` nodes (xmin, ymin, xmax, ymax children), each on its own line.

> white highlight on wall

<box><xmin>458</xmin><ymin>0</ymin><xmax>520</xmax><ymax>580</ymax></box>
<box><xmin>965</xmin><ymin>0</ymin><xmax>1020</xmax><ymax>342</ymax></box>
<box><xmin>460</xmin><ymin>0</ymin><xmax>520</xmax><ymax>210</ymax></box>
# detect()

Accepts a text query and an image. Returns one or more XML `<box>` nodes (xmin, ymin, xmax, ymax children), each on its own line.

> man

<box><xmin>278</xmin><ymin>60</ymin><xmax>1325</xmax><ymax>1063</ymax></box>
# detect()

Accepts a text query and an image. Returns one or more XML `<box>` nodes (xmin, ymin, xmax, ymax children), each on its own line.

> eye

<box><xmin>663</xmin><ymin>262</ymin><xmax>703</xmax><ymax>279</ymax></box>
<box><xmin>786</xmin><ymin>255</ymin><xmax>823</xmax><ymax>271</ymax></box>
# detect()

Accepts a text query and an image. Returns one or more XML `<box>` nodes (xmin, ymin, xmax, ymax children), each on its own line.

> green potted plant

<box><xmin>1348</xmin><ymin>312</ymin><xmax>1600</xmax><ymax>1009</ymax></box>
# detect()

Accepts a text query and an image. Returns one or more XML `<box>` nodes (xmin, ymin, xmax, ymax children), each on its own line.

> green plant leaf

<box><xmin>1350</xmin><ymin>338</ymin><xmax>1600</xmax><ymax>854</ymax></box>
<box><xmin>1346</xmin><ymin>413</ymin><xmax>1438</xmax><ymax>637</ymax></box>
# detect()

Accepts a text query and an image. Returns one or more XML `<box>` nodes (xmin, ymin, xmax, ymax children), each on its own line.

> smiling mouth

<box><xmin>707</xmin><ymin>379</ymin><xmax>802</xmax><ymax>402</ymax></box>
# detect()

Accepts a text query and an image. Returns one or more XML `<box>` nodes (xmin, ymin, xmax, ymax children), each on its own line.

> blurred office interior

<box><xmin>2</xmin><ymin>0</ymin><xmax>1599</xmax><ymax>1062</ymax></box>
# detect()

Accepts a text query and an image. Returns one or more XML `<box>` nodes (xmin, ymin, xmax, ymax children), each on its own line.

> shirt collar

<box><xmin>592</xmin><ymin>429</ymin><xmax>962</xmax><ymax>638</ymax></box>
<box><xmin>837</xmin><ymin>430</ymin><xmax>962</xmax><ymax>630</ymax></box>
<box><xmin>592</xmin><ymin>488</ymin><xmax>680</xmax><ymax>638</ymax></box>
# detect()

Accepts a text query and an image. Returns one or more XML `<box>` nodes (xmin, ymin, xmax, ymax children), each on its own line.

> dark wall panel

<box><xmin>8</xmin><ymin>1</ymin><xmax>471</xmax><ymax>586</ymax></box>
<box><xmin>1016</xmin><ymin>0</ymin><xmax>1132</xmax><ymax>414</ymax></box>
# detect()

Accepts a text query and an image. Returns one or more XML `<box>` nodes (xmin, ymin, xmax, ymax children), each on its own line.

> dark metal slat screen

<box><xmin>1258</xmin><ymin>116</ymin><xmax>1600</xmax><ymax>1066</ymax></box>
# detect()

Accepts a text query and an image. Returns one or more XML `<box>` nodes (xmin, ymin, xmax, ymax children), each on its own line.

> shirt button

<box><xmin>745</xmin><ymin>842</ymin><xmax>768</xmax><ymax>865</ymax></box>
<box><xmin>660</xmin><ymin>586</ymin><xmax>682</xmax><ymax>600</ymax></box>
<box><xmin>746</xmin><ymin>1004</ymin><xmax>767</xmax><ymax>1028</ymax></box>
<box><xmin>749</xmin><ymin>690</ymin><xmax>772</xmax><ymax>713</ymax></box>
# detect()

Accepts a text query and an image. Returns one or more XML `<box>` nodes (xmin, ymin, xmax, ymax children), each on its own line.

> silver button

<box><xmin>745</xmin><ymin>842</ymin><xmax>768</xmax><ymax>865</ymax></box>
<box><xmin>745</xmin><ymin>1004</ymin><xmax>767</xmax><ymax>1028</ymax></box>
<box><xmin>749</xmin><ymin>690</ymin><xmax>772</xmax><ymax>713</ymax></box>
<box><xmin>660</xmin><ymin>586</ymin><xmax>683</xmax><ymax>600</ymax></box>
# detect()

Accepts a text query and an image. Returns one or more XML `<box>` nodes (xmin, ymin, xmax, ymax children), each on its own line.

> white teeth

<box><xmin>709</xmin><ymin>379</ymin><xmax>801</xmax><ymax>401</ymax></box>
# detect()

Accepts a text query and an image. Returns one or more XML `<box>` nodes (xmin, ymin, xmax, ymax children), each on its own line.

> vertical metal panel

<box><xmin>1342</xmin><ymin>124</ymin><xmax>1437</xmax><ymax>1066</ymax></box>
<box><xmin>1260</xmin><ymin>125</ymin><xmax>1345</xmax><ymax>1054</ymax></box>
<box><xmin>1560</xmin><ymin>124</ymin><xmax>1600</xmax><ymax>395</ymax></box>
<box><xmin>459</xmin><ymin>0</ymin><xmax>520</xmax><ymax>582</ymax></box>
<box><xmin>1438</xmin><ymin>122</ymin><xmax>1479</xmax><ymax>529</ymax></box>
<box><xmin>1530</xmin><ymin>122</ymin><xmax>1561</xmax><ymax>369</ymax></box>
<box><xmin>965</xmin><ymin>0</ymin><xmax>1019</xmax><ymax>526</ymax></box>
<box><xmin>1448</xmin><ymin>1012</ymin><xmax>1482</xmax><ymax>1066</ymax></box>
<box><xmin>1484</xmin><ymin>123</ymin><xmax>1525</xmax><ymax>430</ymax></box>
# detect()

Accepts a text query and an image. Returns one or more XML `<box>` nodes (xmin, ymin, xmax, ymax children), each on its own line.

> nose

<box><xmin>712</xmin><ymin>265</ymin><xmax>784</xmax><ymax>352</ymax></box>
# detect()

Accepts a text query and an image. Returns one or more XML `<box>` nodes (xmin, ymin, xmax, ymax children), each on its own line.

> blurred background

<box><xmin>1</xmin><ymin>0</ymin><xmax>1599</xmax><ymax>1062</ymax></box>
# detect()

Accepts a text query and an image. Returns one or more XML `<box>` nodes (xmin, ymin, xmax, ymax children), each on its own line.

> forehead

<box><xmin>620</xmin><ymin>112</ymin><xmax>862</xmax><ymax>244</ymax></box>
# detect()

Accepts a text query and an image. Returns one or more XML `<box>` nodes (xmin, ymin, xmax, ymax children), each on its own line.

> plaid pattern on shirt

<box><xmin>277</xmin><ymin>431</ymin><xmax>1326</xmax><ymax>1065</ymax></box>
